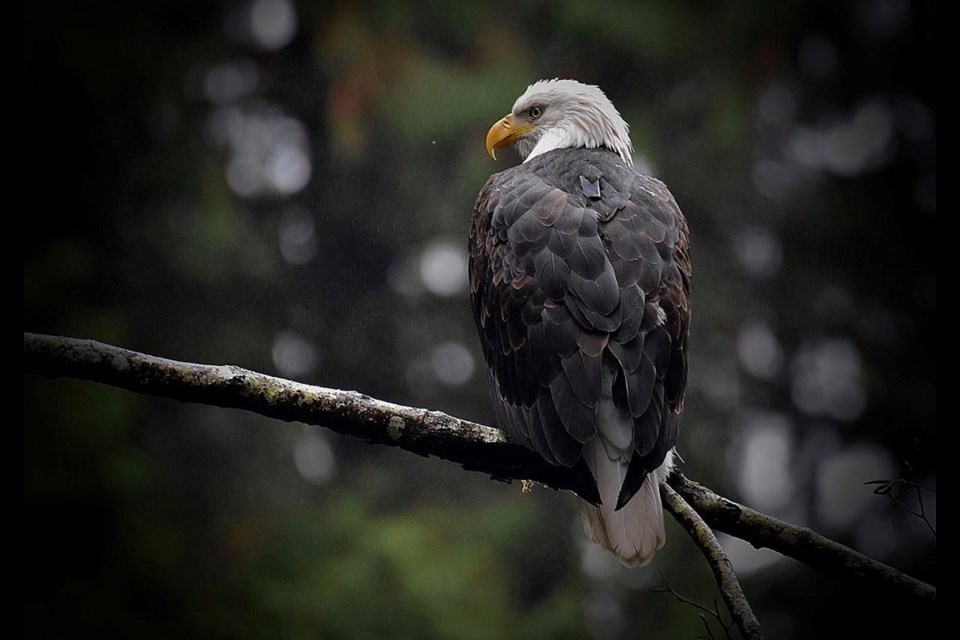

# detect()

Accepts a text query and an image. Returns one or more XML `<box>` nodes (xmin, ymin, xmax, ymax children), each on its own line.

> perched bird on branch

<box><xmin>469</xmin><ymin>79</ymin><xmax>691</xmax><ymax>566</ymax></box>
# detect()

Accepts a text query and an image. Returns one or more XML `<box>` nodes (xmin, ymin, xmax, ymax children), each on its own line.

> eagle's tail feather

<box><xmin>580</xmin><ymin>437</ymin><xmax>668</xmax><ymax>567</ymax></box>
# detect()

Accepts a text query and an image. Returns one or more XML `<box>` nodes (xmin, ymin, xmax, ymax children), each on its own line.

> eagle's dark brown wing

<box><xmin>469</xmin><ymin>148</ymin><xmax>691</xmax><ymax>504</ymax></box>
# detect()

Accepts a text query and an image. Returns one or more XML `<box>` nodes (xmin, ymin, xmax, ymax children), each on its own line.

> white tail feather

<box><xmin>580</xmin><ymin>436</ymin><xmax>672</xmax><ymax>567</ymax></box>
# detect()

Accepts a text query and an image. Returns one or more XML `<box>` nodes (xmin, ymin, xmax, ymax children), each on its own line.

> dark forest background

<box><xmin>24</xmin><ymin>1</ymin><xmax>935</xmax><ymax>638</ymax></box>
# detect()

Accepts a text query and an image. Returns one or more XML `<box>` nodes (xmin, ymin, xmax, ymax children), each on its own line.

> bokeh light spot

<box><xmin>294</xmin><ymin>430</ymin><xmax>336</xmax><ymax>485</ymax></box>
<box><xmin>271</xmin><ymin>331</ymin><xmax>320</xmax><ymax>379</ymax></box>
<box><xmin>791</xmin><ymin>338</ymin><xmax>867</xmax><ymax>422</ymax></box>
<box><xmin>737</xmin><ymin>320</ymin><xmax>784</xmax><ymax>379</ymax></box>
<box><xmin>738</xmin><ymin>412</ymin><xmax>795</xmax><ymax>510</ymax></box>
<box><xmin>430</xmin><ymin>342</ymin><xmax>475</xmax><ymax>386</ymax></box>
<box><xmin>204</xmin><ymin>59</ymin><xmax>258</xmax><ymax>105</ymax></box>
<box><xmin>419</xmin><ymin>240</ymin><xmax>467</xmax><ymax>297</ymax></box>
<box><xmin>249</xmin><ymin>0</ymin><xmax>297</xmax><ymax>51</ymax></box>
<box><xmin>210</xmin><ymin>105</ymin><xmax>312</xmax><ymax>198</ymax></box>
<box><xmin>267</xmin><ymin>141</ymin><xmax>311</xmax><ymax>194</ymax></box>
<box><xmin>789</xmin><ymin>102</ymin><xmax>896</xmax><ymax>177</ymax></box>
<box><xmin>719</xmin><ymin>533</ymin><xmax>785</xmax><ymax>575</ymax></box>
<box><xmin>278</xmin><ymin>208</ymin><xmax>318</xmax><ymax>265</ymax></box>
<box><xmin>733</xmin><ymin>225</ymin><xmax>783</xmax><ymax>278</ymax></box>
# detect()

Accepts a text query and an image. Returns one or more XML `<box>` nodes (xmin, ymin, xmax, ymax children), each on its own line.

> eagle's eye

<box><xmin>529</xmin><ymin>106</ymin><xmax>543</xmax><ymax>119</ymax></box>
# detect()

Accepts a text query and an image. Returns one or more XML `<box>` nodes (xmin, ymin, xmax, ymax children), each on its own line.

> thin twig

<box><xmin>652</xmin><ymin>574</ymin><xmax>734</xmax><ymax>639</ymax></box>
<box><xmin>865</xmin><ymin>479</ymin><xmax>937</xmax><ymax>537</ymax></box>
<box><xmin>699</xmin><ymin>613</ymin><xmax>716</xmax><ymax>640</ymax></box>
<box><xmin>661</xmin><ymin>484</ymin><xmax>763</xmax><ymax>640</ymax></box>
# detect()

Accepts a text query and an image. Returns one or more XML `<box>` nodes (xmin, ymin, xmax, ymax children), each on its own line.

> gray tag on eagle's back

<box><xmin>580</xmin><ymin>175</ymin><xmax>602</xmax><ymax>200</ymax></box>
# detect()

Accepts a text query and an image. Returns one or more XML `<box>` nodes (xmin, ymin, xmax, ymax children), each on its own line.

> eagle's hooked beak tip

<box><xmin>486</xmin><ymin>114</ymin><xmax>533</xmax><ymax>161</ymax></box>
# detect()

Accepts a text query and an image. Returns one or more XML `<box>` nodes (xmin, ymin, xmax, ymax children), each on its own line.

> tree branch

<box><xmin>662</xmin><ymin>485</ymin><xmax>763</xmax><ymax>640</ymax></box>
<box><xmin>24</xmin><ymin>332</ymin><xmax>935</xmax><ymax>610</ymax></box>
<box><xmin>23</xmin><ymin>333</ymin><xmax>600</xmax><ymax>503</ymax></box>
<box><xmin>667</xmin><ymin>473</ymin><xmax>936</xmax><ymax>604</ymax></box>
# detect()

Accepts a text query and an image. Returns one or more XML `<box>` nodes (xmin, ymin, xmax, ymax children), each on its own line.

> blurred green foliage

<box><xmin>25</xmin><ymin>0</ymin><xmax>934</xmax><ymax>638</ymax></box>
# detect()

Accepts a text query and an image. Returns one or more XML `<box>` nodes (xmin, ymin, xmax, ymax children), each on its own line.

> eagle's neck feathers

<box><xmin>513</xmin><ymin>79</ymin><xmax>634</xmax><ymax>166</ymax></box>
<box><xmin>522</xmin><ymin>124</ymin><xmax>633</xmax><ymax>166</ymax></box>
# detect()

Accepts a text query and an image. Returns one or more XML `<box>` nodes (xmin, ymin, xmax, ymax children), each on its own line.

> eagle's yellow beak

<box><xmin>485</xmin><ymin>114</ymin><xmax>536</xmax><ymax>160</ymax></box>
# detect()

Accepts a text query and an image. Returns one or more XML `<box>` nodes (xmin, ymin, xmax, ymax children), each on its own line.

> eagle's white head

<box><xmin>485</xmin><ymin>79</ymin><xmax>634</xmax><ymax>166</ymax></box>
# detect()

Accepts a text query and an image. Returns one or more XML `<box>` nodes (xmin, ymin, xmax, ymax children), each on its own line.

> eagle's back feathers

<box><xmin>470</xmin><ymin>147</ymin><xmax>690</xmax><ymax>566</ymax></box>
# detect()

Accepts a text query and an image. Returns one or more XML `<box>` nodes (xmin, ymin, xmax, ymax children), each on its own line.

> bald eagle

<box><xmin>469</xmin><ymin>79</ymin><xmax>691</xmax><ymax>566</ymax></box>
